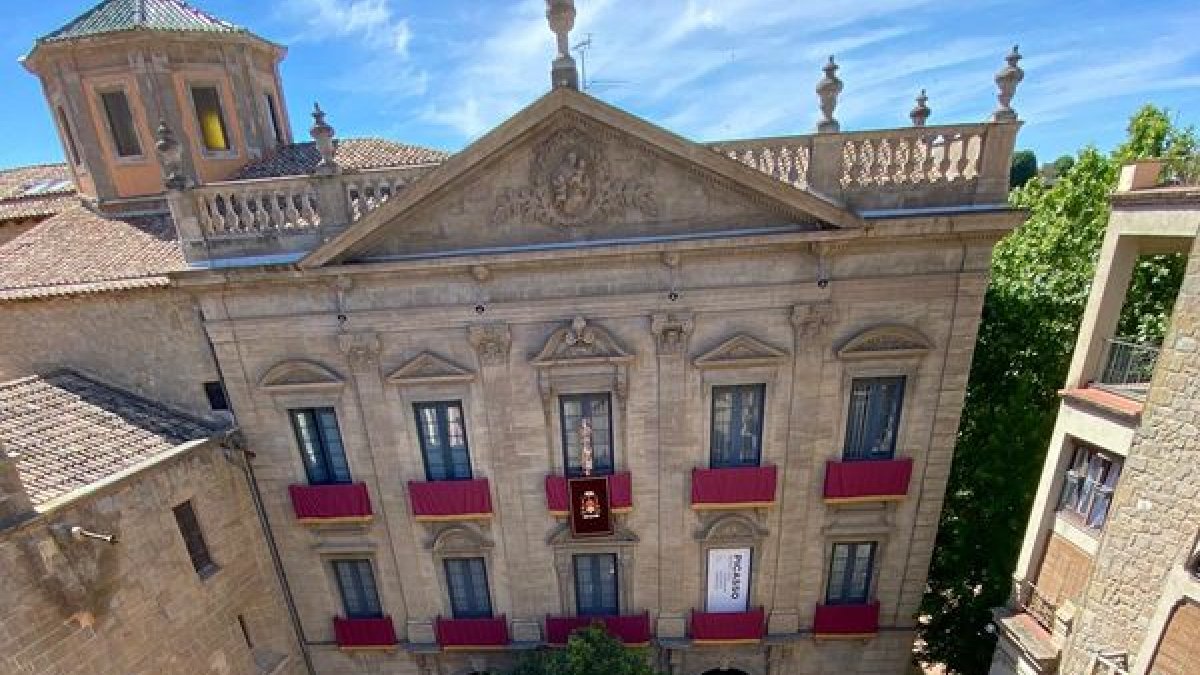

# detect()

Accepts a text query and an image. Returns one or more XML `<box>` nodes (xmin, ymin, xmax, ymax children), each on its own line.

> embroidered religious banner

<box><xmin>568</xmin><ymin>476</ymin><xmax>612</xmax><ymax>537</ymax></box>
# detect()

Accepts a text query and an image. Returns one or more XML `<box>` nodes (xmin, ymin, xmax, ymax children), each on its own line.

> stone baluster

<box><xmin>816</xmin><ymin>56</ymin><xmax>843</xmax><ymax>133</ymax></box>
<box><xmin>992</xmin><ymin>45</ymin><xmax>1024</xmax><ymax>122</ymax></box>
<box><xmin>155</xmin><ymin>120</ymin><xmax>205</xmax><ymax>252</ymax></box>
<box><xmin>910</xmin><ymin>89</ymin><xmax>931</xmax><ymax>127</ymax></box>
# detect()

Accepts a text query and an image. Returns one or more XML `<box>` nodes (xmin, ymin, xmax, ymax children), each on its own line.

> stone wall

<box><xmin>1060</xmin><ymin>233</ymin><xmax>1200</xmax><ymax>672</ymax></box>
<box><xmin>0</xmin><ymin>443</ymin><xmax>303</xmax><ymax>675</ymax></box>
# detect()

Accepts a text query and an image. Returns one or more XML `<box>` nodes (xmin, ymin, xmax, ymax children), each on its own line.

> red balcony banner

<box><xmin>813</xmin><ymin>602</ymin><xmax>880</xmax><ymax>637</ymax></box>
<box><xmin>823</xmin><ymin>458</ymin><xmax>913</xmax><ymax>503</ymax></box>
<box><xmin>289</xmin><ymin>483</ymin><xmax>372</xmax><ymax>522</ymax></box>
<box><xmin>545</xmin><ymin>613</ymin><xmax>652</xmax><ymax>646</ymax></box>
<box><xmin>546</xmin><ymin>473</ymin><xmax>633</xmax><ymax>514</ymax></box>
<box><xmin>334</xmin><ymin>616</ymin><xmax>397</xmax><ymax>649</ymax></box>
<box><xmin>435</xmin><ymin>616</ymin><xmax>509</xmax><ymax>649</ymax></box>
<box><xmin>569</xmin><ymin>476</ymin><xmax>613</xmax><ymax>537</ymax></box>
<box><xmin>408</xmin><ymin>478</ymin><xmax>493</xmax><ymax>521</ymax></box>
<box><xmin>690</xmin><ymin>607</ymin><xmax>765</xmax><ymax>643</ymax></box>
<box><xmin>690</xmin><ymin>466</ymin><xmax>777</xmax><ymax>508</ymax></box>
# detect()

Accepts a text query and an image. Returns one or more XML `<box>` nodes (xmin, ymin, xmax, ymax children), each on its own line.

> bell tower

<box><xmin>21</xmin><ymin>0</ymin><xmax>292</xmax><ymax>205</ymax></box>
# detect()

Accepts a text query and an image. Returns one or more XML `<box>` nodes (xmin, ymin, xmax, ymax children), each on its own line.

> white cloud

<box><xmin>284</xmin><ymin>0</ymin><xmax>413</xmax><ymax>57</ymax></box>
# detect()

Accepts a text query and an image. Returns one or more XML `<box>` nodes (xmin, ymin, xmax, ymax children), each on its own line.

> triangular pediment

<box><xmin>693</xmin><ymin>334</ymin><xmax>789</xmax><ymax>369</ymax></box>
<box><xmin>532</xmin><ymin>317</ymin><xmax>633</xmax><ymax>367</ymax></box>
<box><xmin>386</xmin><ymin>352</ymin><xmax>475</xmax><ymax>385</ymax></box>
<box><xmin>836</xmin><ymin>324</ymin><xmax>932</xmax><ymax>360</ymax></box>
<box><xmin>258</xmin><ymin>359</ymin><xmax>344</xmax><ymax>392</ymax></box>
<box><xmin>301</xmin><ymin>89</ymin><xmax>862</xmax><ymax>268</ymax></box>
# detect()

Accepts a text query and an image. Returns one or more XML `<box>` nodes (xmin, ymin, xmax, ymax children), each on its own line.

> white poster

<box><xmin>706</xmin><ymin>547</ymin><xmax>752</xmax><ymax>612</ymax></box>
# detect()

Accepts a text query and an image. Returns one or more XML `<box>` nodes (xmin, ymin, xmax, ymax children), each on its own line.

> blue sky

<box><xmin>2</xmin><ymin>0</ymin><xmax>1199</xmax><ymax>169</ymax></box>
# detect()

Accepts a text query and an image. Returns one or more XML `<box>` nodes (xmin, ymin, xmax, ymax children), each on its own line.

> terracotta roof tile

<box><xmin>0</xmin><ymin>371</ymin><xmax>218</xmax><ymax>506</ymax></box>
<box><xmin>0</xmin><ymin>164</ymin><xmax>78</xmax><ymax>222</ymax></box>
<box><xmin>0</xmin><ymin>204</ymin><xmax>185</xmax><ymax>300</ymax></box>
<box><xmin>235</xmin><ymin>137</ymin><xmax>450</xmax><ymax>179</ymax></box>
<box><xmin>39</xmin><ymin>0</ymin><xmax>244</xmax><ymax>43</ymax></box>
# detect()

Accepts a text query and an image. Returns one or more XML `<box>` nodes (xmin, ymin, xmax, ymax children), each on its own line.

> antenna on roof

<box><xmin>571</xmin><ymin>33</ymin><xmax>629</xmax><ymax>94</ymax></box>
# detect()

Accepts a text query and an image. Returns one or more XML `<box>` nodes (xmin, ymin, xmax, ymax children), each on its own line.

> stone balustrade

<box><xmin>192</xmin><ymin>176</ymin><xmax>322</xmax><ymax>237</ymax></box>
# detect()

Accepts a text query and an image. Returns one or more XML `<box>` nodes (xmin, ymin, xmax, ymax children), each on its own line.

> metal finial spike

<box><xmin>910</xmin><ymin>89</ymin><xmax>931</xmax><ymax>127</ymax></box>
<box><xmin>992</xmin><ymin>45</ymin><xmax>1025</xmax><ymax>122</ymax></box>
<box><xmin>816</xmin><ymin>55</ymin><xmax>844</xmax><ymax>133</ymax></box>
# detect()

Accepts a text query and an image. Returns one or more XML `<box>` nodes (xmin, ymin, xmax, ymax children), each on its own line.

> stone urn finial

<box><xmin>310</xmin><ymin>102</ymin><xmax>339</xmax><ymax>175</ymax></box>
<box><xmin>546</xmin><ymin>0</ymin><xmax>579</xmax><ymax>90</ymax></box>
<box><xmin>154</xmin><ymin>120</ymin><xmax>187</xmax><ymax>190</ymax></box>
<box><xmin>910</xmin><ymin>89</ymin><xmax>931</xmax><ymax>127</ymax></box>
<box><xmin>816</xmin><ymin>56</ymin><xmax>844</xmax><ymax>133</ymax></box>
<box><xmin>992</xmin><ymin>45</ymin><xmax>1024</xmax><ymax>122</ymax></box>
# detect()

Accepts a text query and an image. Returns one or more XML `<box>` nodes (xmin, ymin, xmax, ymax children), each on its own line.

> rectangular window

<box><xmin>100</xmin><ymin>90</ymin><xmax>141</xmax><ymax>157</ymax></box>
<box><xmin>444</xmin><ymin>557</ymin><xmax>492</xmax><ymax>619</ymax></box>
<box><xmin>1058</xmin><ymin>444</ymin><xmax>1121</xmax><ymax>529</ymax></box>
<box><xmin>573</xmin><ymin>553</ymin><xmax>619</xmax><ymax>616</ymax></box>
<box><xmin>289</xmin><ymin>408</ymin><xmax>351</xmax><ymax>485</ymax></box>
<box><xmin>414</xmin><ymin>401</ymin><xmax>472</xmax><ymax>481</ymax></box>
<box><xmin>204</xmin><ymin>381</ymin><xmax>229</xmax><ymax>412</ymax></box>
<box><xmin>264</xmin><ymin>92</ymin><xmax>283</xmax><ymax>144</ymax></box>
<box><xmin>843</xmin><ymin>377</ymin><xmax>905</xmax><ymax>460</ymax></box>
<box><xmin>710</xmin><ymin>384</ymin><xmax>765</xmax><ymax>467</ymax></box>
<box><xmin>559</xmin><ymin>393</ymin><xmax>614</xmax><ymax>477</ymax></box>
<box><xmin>333</xmin><ymin>559</ymin><xmax>383</xmax><ymax>619</ymax></box>
<box><xmin>825</xmin><ymin>542</ymin><xmax>876</xmax><ymax>605</ymax></box>
<box><xmin>56</xmin><ymin>106</ymin><xmax>81</xmax><ymax>165</ymax></box>
<box><xmin>173</xmin><ymin>500</ymin><xmax>216</xmax><ymax>577</ymax></box>
<box><xmin>191</xmin><ymin>85</ymin><xmax>231</xmax><ymax>152</ymax></box>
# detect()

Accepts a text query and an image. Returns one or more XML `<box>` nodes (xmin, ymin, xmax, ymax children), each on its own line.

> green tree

<box><xmin>915</xmin><ymin>105</ymin><xmax>1194</xmax><ymax>674</ymax></box>
<box><xmin>1009</xmin><ymin>149</ymin><xmax>1038</xmax><ymax>188</ymax></box>
<box><xmin>508</xmin><ymin>625</ymin><xmax>663</xmax><ymax>675</ymax></box>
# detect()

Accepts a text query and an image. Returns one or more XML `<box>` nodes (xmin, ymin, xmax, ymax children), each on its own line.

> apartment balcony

<box><xmin>333</xmin><ymin>616</ymin><xmax>397</xmax><ymax>651</ymax></box>
<box><xmin>545</xmin><ymin>613</ymin><xmax>652</xmax><ymax>646</ymax></box>
<box><xmin>435</xmin><ymin>616</ymin><xmax>510</xmax><ymax>650</ymax></box>
<box><xmin>408</xmin><ymin>478</ymin><xmax>493</xmax><ymax>522</ymax></box>
<box><xmin>1094</xmin><ymin>338</ymin><xmax>1159</xmax><ymax>400</ymax></box>
<box><xmin>812</xmin><ymin>602</ymin><xmax>880</xmax><ymax>638</ymax></box>
<box><xmin>823</xmin><ymin>458</ymin><xmax>913</xmax><ymax>504</ymax></box>
<box><xmin>288</xmin><ymin>483</ymin><xmax>373</xmax><ymax>524</ymax></box>
<box><xmin>545</xmin><ymin>472</ymin><xmax>633</xmax><ymax>515</ymax></box>
<box><xmin>689</xmin><ymin>608</ymin><xmax>766</xmax><ymax>644</ymax></box>
<box><xmin>690</xmin><ymin>466</ymin><xmax>777</xmax><ymax>509</ymax></box>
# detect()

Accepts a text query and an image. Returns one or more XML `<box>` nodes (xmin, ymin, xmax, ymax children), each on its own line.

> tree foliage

<box><xmin>1009</xmin><ymin>149</ymin><xmax>1038</xmax><ymax>188</ymax></box>
<box><xmin>916</xmin><ymin>105</ymin><xmax>1195</xmax><ymax>674</ymax></box>
<box><xmin>508</xmin><ymin>626</ymin><xmax>663</xmax><ymax>675</ymax></box>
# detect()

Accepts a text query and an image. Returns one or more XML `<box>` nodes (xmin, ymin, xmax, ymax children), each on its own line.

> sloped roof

<box><xmin>0</xmin><ymin>371</ymin><xmax>219</xmax><ymax>507</ymax></box>
<box><xmin>0</xmin><ymin>204</ymin><xmax>185</xmax><ymax>300</ymax></box>
<box><xmin>0</xmin><ymin>164</ymin><xmax>78</xmax><ymax>222</ymax></box>
<box><xmin>39</xmin><ymin>0</ymin><xmax>245</xmax><ymax>43</ymax></box>
<box><xmin>235</xmin><ymin>138</ymin><xmax>451</xmax><ymax>179</ymax></box>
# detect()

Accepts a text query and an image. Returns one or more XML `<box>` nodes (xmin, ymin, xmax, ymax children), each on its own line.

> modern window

<box><xmin>825</xmin><ymin>542</ymin><xmax>876</xmax><ymax>605</ymax></box>
<box><xmin>99</xmin><ymin>90</ymin><xmax>142</xmax><ymax>157</ymax></box>
<box><xmin>843</xmin><ymin>376</ymin><xmax>905</xmax><ymax>460</ymax></box>
<box><xmin>333</xmin><ymin>559</ymin><xmax>383</xmax><ymax>619</ymax></box>
<box><xmin>289</xmin><ymin>407</ymin><xmax>351</xmax><ymax>485</ymax></box>
<box><xmin>264</xmin><ymin>92</ymin><xmax>283</xmax><ymax>144</ymax></box>
<box><xmin>444</xmin><ymin>557</ymin><xmax>493</xmax><ymax>619</ymax></box>
<box><xmin>173</xmin><ymin>500</ymin><xmax>216</xmax><ymax>577</ymax></box>
<box><xmin>414</xmin><ymin>401</ymin><xmax>472</xmax><ymax>481</ymax></box>
<box><xmin>559</xmin><ymin>393</ymin><xmax>614</xmax><ymax>477</ymax></box>
<box><xmin>573</xmin><ymin>553</ymin><xmax>619</xmax><ymax>616</ymax></box>
<box><xmin>1058</xmin><ymin>444</ymin><xmax>1122</xmax><ymax>529</ymax></box>
<box><xmin>56</xmin><ymin>106</ymin><xmax>81</xmax><ymax>165</ymax></box>
<box><xmin>191</xmin><ymin>85</ymin><xmax>232</xmax><ymax>152</ymax></box>
<box><xmin>710</xmin><ymin>384</ymin><xmax>765</xmax><ymax>467</ymax></box>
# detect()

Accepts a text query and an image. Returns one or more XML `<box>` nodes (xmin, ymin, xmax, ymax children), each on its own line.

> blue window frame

<box><xmin>333</xmin><ymin>559</ymin><xmax>383</xmax><ymax>619</ymax></box>
<box><xmin>414</xmin><ymin>401</ymin><xmax>472</xmax><ymax>481</ymax></box>
<box><xmin>710</xmin><ymin>384</ymin><xmax>766</xmax><ymax>468</ymax></box>
<box><xmin>289</xmin><ymin>407</ymin><xmax>351</xmax><ymax>485</ymax></box>
<box><xmin>559</xmin><ymin>393</ymin><xmax>614</xmax><ymax>477</ymax></box>
<box><xmin>825</xmin><ymin>542</ymin><xmax>876</xmax><ymax>605</ymax></box>
<box><xmin>573</xmin><ymin>553</ymin><xmax>619</xmax><ymax>616</ymax></box>
<box><xmin>444</xmin><ymin>557</ymin><xmax>493</xmax><ymax>619</ymax></box>
<box><xmin>843</xmin><ymin>377</ymin><xmax>905</xmax><ymax>461</ymax></box>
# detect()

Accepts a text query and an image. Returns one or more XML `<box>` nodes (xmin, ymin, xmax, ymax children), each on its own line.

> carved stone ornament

<box><xmin>836</xmin><ymin>324</ymin><xmax>932</xmax><ymax>360</ymax></box>
<box><xmin>386</xmin><ymin>352</ymin><xmax>475</xmax><ymax>386</ymax></box>
<box><xmin>258</xmin><ymin>359</ymin><xmax>345</xmax><ymax>393</ymax></box>
<box><xmin>532</xmin><ymin>317</ymin><xmax>634</xmax><ymax>366</ymax></box>
<box><xmin>791</xmin><ymin>302</ymin><xmax>835</xmax><ymax>341</ymax></box>
<box><xmin>469</xmin><ymin>323</ymin><xmax>512</xmax><ymax>367</ymax></box>
<box><xmin>693</xmin><ymin>334</ymin><xmax>789</xmax><ymax>370</ymax></box>
<box><xmin>493</xmin><ymin>126</ymin><xmax>658</xmax><ymax>230</ymax></box>
<box><xmin>338</xmin><ymin>331</ymin><xmax>382</xmax><ymax>369</ymax></box>
<box><xmin>651</xmin><ymin>313</ymin><xmax>695</xmax><ymax>356</ymax></box>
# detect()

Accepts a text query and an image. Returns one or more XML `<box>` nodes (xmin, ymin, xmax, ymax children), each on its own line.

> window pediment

<box><xmin>836</xmin><ymin>325</ymin><xmax>932</xmax><ymax>360</ymax></box>
<box><xmin>695</xmin><ymin>513</ymin><xmax>769</xmax><ymax>543</ymax></box>
<box><xmin>532</xmin><ymin>317</ymin><xmax>634</xmax><ymax>367</ymax></box>
<box><xmin>693</xmin><ymin>334</ymin><xmax>789</xmax><ymax>370</ymax></box>
<box><xmin>546</xmin><ymin>522</ymin><xmax>639</xmax><ymax>546</ymax></box>
<box><xmin>427</xmin><ymin>524</ymin><xmax>493</xmax><ymax>553</ymax></box>
<box><xmin>258</xmin><ymin>359</ymin><xmax>344</xmax><ymax>393</ymax></box>
<box><xmin>386</xmin><ymin>352</ymin><xmax>475</xmax><ymax>386</ymax></box>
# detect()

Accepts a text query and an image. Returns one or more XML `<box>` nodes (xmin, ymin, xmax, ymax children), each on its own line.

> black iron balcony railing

<box><xmin>1097</xmin><ymin>338</ymin><xmax>1159</xmax><ymax>398</ymax></box>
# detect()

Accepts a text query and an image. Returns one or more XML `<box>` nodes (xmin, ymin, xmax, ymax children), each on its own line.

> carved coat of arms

<box><xmin>493</xmin><ymin>126</ymin><xmax>658</xmax><ymax>229</ymax></box>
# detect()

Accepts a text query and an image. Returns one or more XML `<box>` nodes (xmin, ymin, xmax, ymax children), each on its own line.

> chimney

<box><xmin>0</xmin><ymin>443</ymin><xmax>35</xmax><ymax>530</ymax></box>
